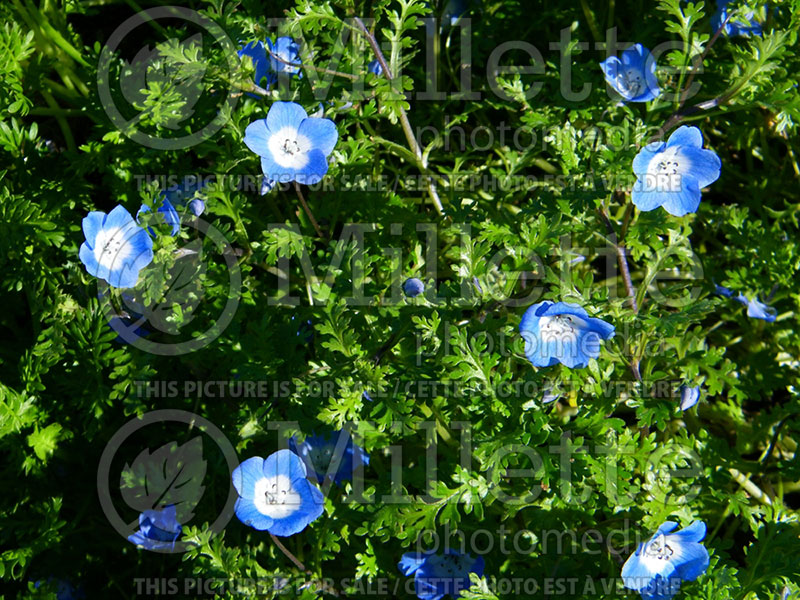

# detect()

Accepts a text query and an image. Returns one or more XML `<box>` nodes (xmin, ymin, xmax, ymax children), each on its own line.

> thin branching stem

<box><xmin>352</xmin><ymin>16</ymin><xmax>445</xmax><ymax>217</ymax></box>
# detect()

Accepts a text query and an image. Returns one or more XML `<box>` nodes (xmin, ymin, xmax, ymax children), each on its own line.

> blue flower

<box><xmin>269</xmin><ymin>37</ymin><xmax>302</xmax><ymax>79</ymax></box>
<box><xmin>600</xmin><ymin>44</ymin><xmax>661</xmax><ymax>102</ymax></box>
<box><xmin>399</xmin><ymin>550</ymin><xmax>484</xmax><ymax>600</ymax></box>
<box><xmin>632</xmin><ymin>126</ymin><xmax>721</xmax><ymax>216</ymax></box>
<box><xmin>734</xmin><ymin>294</ymin><xmax>777</xmax><ymax>322</ymax></box>
<box><xmin>238</xmin><ymin>40</ymin><xmax>270</xmax><ymax>89</ymax></box>
<box><xmin>79</xmin><ymin>205</ymin><xmax>154</xmax><ymax>288</ymax></box>
<box><xmin>34</xmin><ymin>579</ymin><xmax>85</xmax><ymax>600</ymax></box>
<box><xmin>367</xmin><ymin>59</ymin><xmax>383</xmax><ymax>76</ymax></box>
<box><xmin>137</xmin><ymin>198</ymin><xmax>180</xmax><ymax>237</ymax></box>
<box><xmin>403</xmin><ymin>277</ymin><xmax>425</xmax><ymax>297</ymax></box>
<box><xmin>260</xmin><ymin>176</ymin><xmax>277</xmax><ymax>196</ymax></box>
<box><xmin>244</xmin><ymin>101</ymin><xmax>338</xmax><ymax>185</ymax></box>
<box><xmin>161</xmin><ymin>180</ymin><xmax>206</xmax><ymax>216</ymax></box>
<box><xmin>711</xmin><ymin>0</ymin><xmax>763</xmax><ymax>37</ymax></box>
<box><xmin>679</xmin><ymin>385</ymin><xmax>701</xmax><ymax>410</ymax></box>
<box><xmin>519</xmin><ymin>301</ymin><xmax>615</xmax><ymax>369</ymax></box>
<box><xmin>542</xmin><ymin>386</ymin><xmax>561</xmax><ymax>404</ymax></box>
<box><xmin>714</xmin><ymin>283</ymin><xmax>735</xmax><ymax>297</ymax></box>
<box><xmin>289</xmin><ymin>430</ymin><xmax>370</xmax><ymax>485</ymax></box>
<box><xmin>622</xmin><ymin>521</ymin><xmax>709</xmax><ymax>600</ymax></box>
<box><xmin>128</xmin><ymin>505</ymin><xmax>182</xmax><ymax>551</ymax></box>
<box><xmin>232</xmin><ymin>450</ymin><xmax>324</xmax><ymax>536</ymax></box>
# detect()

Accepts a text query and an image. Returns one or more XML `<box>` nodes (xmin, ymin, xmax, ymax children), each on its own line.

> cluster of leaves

<box><xmin>0</xmin><ymin>0</ymin><xmax>799</xmax><ymax>598</ymax></box>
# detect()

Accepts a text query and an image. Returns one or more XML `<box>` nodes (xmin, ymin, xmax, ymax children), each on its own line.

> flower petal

<box><xmin>294</xmin><ymin>148</ymin><xmax>329</xmax><ymax>185</ymax></box>
<box><xmin>244</xmin><ymin>119</ymin><xmax>271</xmax><ymax>156</ymax></box>
<box><xmin>659</xmin><ymin>176</ymin><xmax>702</xmax><ymax>216</ymax></box>
<box><xmin>104</xmin><ymin>204</ymin><xmax>135</xmax><ymax>231</ymax></box>
<box><xmin>633</xmin><ymin>142</ymin><xmax>666</xmax><ymax>176</ymax></box>
<box><xmin>671</xmin><ymin>521</ymin><xmax>706</xmax><ymax>543</ymax></box>
<box><xmin>399</xmin><ymin>553</ymin><xmax>429</xmax><ymax>576</ymax></box>
<box><xmin>262</xmin><ymin>449</ymin><xmax>308</xmax><ymax>482</ymax></box>
<box><xmin>82</xmin><ymin>211</ymin><xmax>105</xmax><ymax>247</ymax></box>
<box><xmin>232</xmin><ymin>456</ymin><xmax>265</xmax><ymax>499</ymax></box>
<box><xmin>266</xmin><ymin>101</ymin><xmax>308</xmax><ymax>133</ymax></box>
<box><xmin>632</xmin><ymin>188</ymin><xmax>670</xmax><ymax>212</ymax></box>
<box><xmin>678</xmin><ymin>146</ymin><xmax>721</xmax><ymax>189</ymax></box>
<box><xmin>667</xmin><ymin>125</ymin><xmax>704</xmax><ymax>149</ymax></box>
<box><xmin>234</xmin><ymin>496</ymin><xmax>274</xmax><ymax>530</ymax></box>
<box><xmin>298</xmin><ymin>117</ymin><xmax>338</xmax><ymax>157</ymax></box>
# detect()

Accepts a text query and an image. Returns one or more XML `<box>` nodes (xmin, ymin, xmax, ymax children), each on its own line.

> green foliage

<box><xmin>0</xmin><ymin>0</ymin><xmax>799</xmax><ymax>599</ymax></box>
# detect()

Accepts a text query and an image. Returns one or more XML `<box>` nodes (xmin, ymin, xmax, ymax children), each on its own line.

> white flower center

<box><xmin>268</xmin><ymin>126</ymin><xmax>312</xmax><ymax>170</ymax></box>
<box><xmin>618</xmin><ymin>67</ymin><xmax>644</xmax><ymax>96</ymax></box>
<box><xmin>252</xmin><ymin>475</ymin><xmax>302</xmax><ymax>519</ymax></box>
<box><xmin>644</xmin><ymin>147</ymin><xmax>686</xmax><ymax>191</ymax></box>
<box><xmin>640</xmin><ymin>534</ymin><xmax>675</xmax><ymax>572</ymax></box>
<box><xmin>538</xmin><ymin>314</ymin><xmax>586</xmax><ymax>344</ymax></box>
<box><xmin>94</xmin><ymin>226</ymin><xmax>134</xmax><ymax>270</ymax></box>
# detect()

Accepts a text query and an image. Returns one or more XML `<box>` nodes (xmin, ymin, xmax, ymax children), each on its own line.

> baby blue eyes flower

<box><xmin>399</xmin><ymin>550</ymin><xmax>484</xmax><ymax>600</ymax></box>
<box><xmin>711</xmin><ymin>0</ymin><xmax>763</xmax><ymax>37</ymax></box>
<box><xmin>79</xmin><ymin>205</ymin><xmax>154</xmax><ymax>289</ymax></box>
<box><xmin>238</xmin><ymin>37</ymin><xmax>302</xmax><ymax>91</ymax></box>
<box><xmin>622</xmin><ymin>521</ymin><xmax>709</xmax><ymax>600</ymax></box>
<box><xmin>679</xmin><ymin>385</ymin><xmax>701</xmax><ymax>410</ymax></box>
<box><xmin>600</xmin><ymin>44</ymin><xmax>661</xmax><ymax>103</ymax></box>
<box><xmin>367</xmin><ymin>59</ymin><xmax>383</xmax><ymax>76</ymax></box>
<box><xmin>289</xmin><ymin>430</ymin><xmax>369</xmax><ymax>485</ymax></box>
<box><xmin>161</xmin><ymin>180</ymin><xmax>206</xmax><ymax>216</ymax></box>
<box><xmin>632</xmin><ymin>125</ymin><xmax>721</xmax><ymax>217</ymax></box>
<box><xmin>238</xmin><ymin>40</ymin><xmax>270</xmax><ymax>89</ymax></box>
<box><xmin>735</xmin><ymin>293</ymin><xmax>777</xmax><ymax>322</ymax></box>
<box><xmin>519</xmin><ymin>301</ymin><xmax>615</xmax><ymax>369</ymax></box>
<box><xmin>127</xmin><ymin>505</ymin><xmax>182</xmax><ymax>551</ymax></box>
<box><xmin>269</xmin><ymin>36</ymin><xmax>302</xmax><ymax>78</ymax></box>
<box><xmin>232</xmin><ymin>449</ymin><xmax>324</xmax><ymax>537</ymax></box>
<box><xmin>137</xmin><ymin>198</ymin><xmax>180</xmax><ymax>237</ymax></box>
<box><xmin>260</xmin><ymin>176</ymin><xmax>277</xmax><ymax>195</ymax></box>
<box><xmin>716</xmin><ymin>285</ymin><xmax>778</xmax><ymax>322</ymax></box>
<box><xmin>244</xmin><ymin>101</ymin><xmax>338</xmax><ymax>185</ymax></box>
<box><xmin>403</xmin><ymin>277</ymin><xmax>425</xmax><ymax>297</ymax></box>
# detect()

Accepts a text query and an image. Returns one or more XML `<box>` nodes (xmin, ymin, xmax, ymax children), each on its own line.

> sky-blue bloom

<box><xmin>269</xmin><ymin>37</ymin><xmax>302</xmax><ymax>79</ymax></box>
<box><xmin>137</xmin><ymin>198</ymin><xmax>180</xmax><ymax>237</ymax></box>
<box><xmin>403</xmin><ymin>277</ymin><xmax>425</xmax><ymax>297</ymax></box>
<box><xmin>622</xmin><ymin>521</ymin><xmax>710</xmax><ymax>600</ymax></box>
<box><xmin>367</xmin><ymin>59</ymin><xmax>383</xmax><ymax>76</ymax></box>
<box><xmin>679</xmin><ymin>385</ymin><xmax>701</xmax><ymax>410</ymax></box>
<box><xmin>715</xmin><ymin>285</ymin><xmax>778</xmax><ymax>322</ymax></box>
<box><xmin>519</xmin><ymin>301</ymin><xmax>615</xmax><ymax>369</ymax></box>
<box><xmin>735</xmin><ymin>293</ymin><xmax>777</xmax><ymax>322</ymax></box>
<box><xmin>600</xmin><ymin>44</ymin><xmax>661</xmax><ymax>102</ymax></box>
<box><xmin>232</xmin><ymin>450</ymin><xmax>324</xmax><ymax>536</ymax></box>
<box><xmin>398</xmin><ymin>550</ymin><xmax>484</xmax><ymax>600</ymax></box>
<box><xmin>632</xmin><ymin>126</ymin><xmax>721</xmax><ymax>216</ymax></box>
<box><xmin>711</xmin><ymin>0</ymin><xmax>763</xmax><ymax>37</ymax></box>
<box><xmin>238</xmin><ymin>40</ymin><xmax>270</xmax><ymax>89</ymax></box>
<box><xmin>128</xmin><ymin>505</ymin><xmax>182</xmax><ymax>551</ymax></box>
<box><xmin>161</xmin><ymin>180</ymin><xmax>206</xmax><ymax>216</ymax></box>
<box><xmin>244</xmin><ymin>101</ymin><xmax>338</xmax><ymax>185</ymax></box>
<box><xmin>79</xmin><ymin>205</ymin><xmax>154</xmax><ymax>289</ymax></box>
<box><xmin>289</xmin><ymin>430</ymin><xmax>369</xmax><ymax>485</ymax></box>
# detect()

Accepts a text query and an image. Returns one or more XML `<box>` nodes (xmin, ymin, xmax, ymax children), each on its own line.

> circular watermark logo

<box><xmin>97</xmin><ymin>409</ymin><xmax>240</xmax><ymax>554</ymax></box>
<box><xmin>97</xmin><ymin>213</ymin><xmax>242</xmax><ymax>356</ymax></box>
<box><xmin>97</xmin><ymin>6</ymin><xmax>239</xmax><ymax>150</ymax></box>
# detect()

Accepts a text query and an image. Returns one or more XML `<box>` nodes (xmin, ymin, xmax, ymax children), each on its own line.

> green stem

<box><xmin>353</xmin><ymin>16</ymin><xmax>445</xmax><ymax>217</ymax></box>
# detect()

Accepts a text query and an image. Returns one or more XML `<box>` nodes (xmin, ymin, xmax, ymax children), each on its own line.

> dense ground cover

<box><xmin>1</xmin><ymin>0</ymin><xmax>799</xmax><ymax>598</ymax></box>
